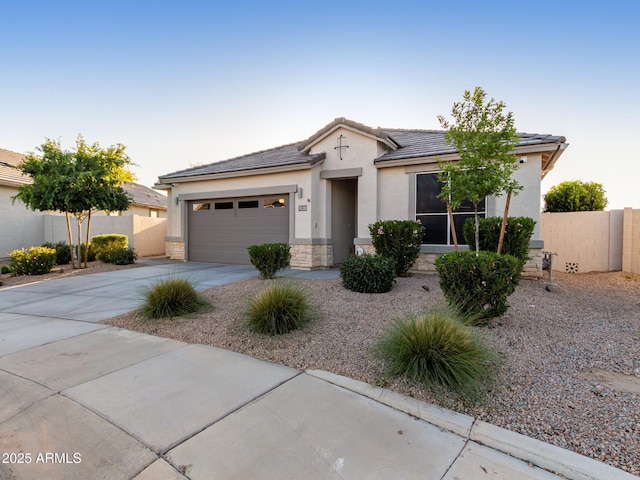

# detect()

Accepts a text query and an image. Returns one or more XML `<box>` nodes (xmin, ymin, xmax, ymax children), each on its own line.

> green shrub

<box><xmin>92</xmin><ymin>234</ymin><xmax>128</xmax><ymax>260</ymax></box>
<box><xmin>339</xmin><ymin>254</ymin><xmax>396</xmax><ymax>293</ymax></box>
<box><xmin>9</xmin><ymin>246</ymin><xmax>57</xmax><ymax>276</ymax></box>
<box><xmin>369</xmin><ymin>220</ymin><xmax>425</xmax><ymax>276</ymax></box>
<box><xmin>75</xmin><ymin>243</ymin><xmax>96</xmax><ymax>263</ymax></box>
<box><xmin>141</xmin><ymin>278</ymin><xmax>208</xmax><ymax>318</ymax></box>
<box><xmin>376</xmin><ymin>307</ymin><xmax>496</xmax><ymax>394</ymax></box>
<box><xmin>463</xmin><ymin>216</ymin><xmax>535</xmax><ymax>266</ymax></box>
<box><xmin>1</xmin><ymin>265</ymin><xmax>12</xmax><ymax>275</ymax></box>
<box><xmin>435</xmin><ymin>250</ymin><xmax>521</xmax><ymax>323</ymax></box>
<box><xmin>100</xmin><ymin>247</ymin><xmax>137</xmax><ymax>265</ymax></box>
<box><xmin>246</xmin><ymin>282</ymin><xmax>311</xmax><ymax>335</ymax></box>
<box><xmin>42</xmin><ymin>241</ymin><xmax>71</xmax><ymax>265</ymax></box>
<box><xmin>543</xmin><ymin>180</ymin><xmax>607</xmax><ymax>212</ymax></box>
<box><xmin>247</xmin><ymin>243</ymin><xmax>291</xmax><ymax>279</ymax></box>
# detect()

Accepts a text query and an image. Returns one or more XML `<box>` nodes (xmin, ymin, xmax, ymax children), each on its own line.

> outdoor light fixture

<box><xmin>174</xmin><ymin>195</ymin><xmax>179</xmax><ymax>205</ymax></box>
<box><xmin>297</xmin><ymin>187</ymin><xmax>303</xmax><ymax>198</ymax></box>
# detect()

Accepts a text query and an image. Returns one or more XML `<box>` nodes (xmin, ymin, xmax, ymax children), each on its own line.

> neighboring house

<box><xmin>100</xmin><ymin>182</ymin><xmax>168</xmax><ymax>218</ymax></box>
<box><xmin>0</xmin><ymin>148</ymin><xmax>46</xmax><ymax>258</ymax></box>
<box><xmin>0</xmin><ymin>148</ymin><xmax>167</xmax><ymax>258</ymax></box>
<box><xmin>155</xmin><ymin>118</ymin><xmax>568</xmax><ymax>275</ymax></box>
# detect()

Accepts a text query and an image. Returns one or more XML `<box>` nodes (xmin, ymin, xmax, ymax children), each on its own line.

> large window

<box><xmin>415</xmin><ymin>172</ymin><xmax>485</xmax><ymax>245</ymax></box>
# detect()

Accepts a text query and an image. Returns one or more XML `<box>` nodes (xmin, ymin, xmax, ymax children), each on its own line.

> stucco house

<box><xmin>155</xmin><ymin>118</ymin><xmax>567</xmax><ymax>275</ymax></box>
<box><xmin>0</xmin><ymin>147</ymin><xmax>167</xmax><ymax>258</ymax></box>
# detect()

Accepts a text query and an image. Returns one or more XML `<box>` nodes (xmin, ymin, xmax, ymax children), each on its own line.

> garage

<box><xmin>187</xmin><ymin>196</ymin><xmax>289</xmax><ymax>264</ymax></box>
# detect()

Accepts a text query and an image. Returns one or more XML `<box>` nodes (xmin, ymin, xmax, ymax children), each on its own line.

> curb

<box><xmin>306</xmin><ymin>370</ymin><xmax>638</xmax><ymax>480</ymax></box>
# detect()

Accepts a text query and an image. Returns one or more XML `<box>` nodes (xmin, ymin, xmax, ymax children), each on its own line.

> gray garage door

<box><xmin>188</xmin><ymin>196</ymin><xmax>289</xmax><ymax>264</ymax></box>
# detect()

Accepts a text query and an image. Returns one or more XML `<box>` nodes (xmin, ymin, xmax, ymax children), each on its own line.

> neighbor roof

<box><xmin>0</xmin><ymin>148</ymin><xmax>29</xmax><ymax>187</ymax></box>
<box><xmin>158</xmin><ymin>118</ymin><xmax>567</xmax><ymax>182</ymax></box>
<box><xmin>122</xmin><ymin>182</ymin><xmax>167</xmax><ymax>209</ymax></box>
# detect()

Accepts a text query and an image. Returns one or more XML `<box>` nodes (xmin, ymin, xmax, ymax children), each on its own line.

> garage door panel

<box><xmin>188</xmin><ymin>197</ymin><xmax>289</xmax><ymax>264</ymax></box>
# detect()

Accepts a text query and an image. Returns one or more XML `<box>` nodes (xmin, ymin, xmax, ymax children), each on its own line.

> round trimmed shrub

<box><xmin>339</xmin><ymin>254</ymin><xmax>396</xmax><ymax>293</ymax></box>
<box><xmin>9</xmin><ymin>246</ymin><xmax>57</xmax><ymax>276</ymax></box>
<box><xmin>42</xmin><ymin>241</ymin><xmax>71</xmax><ymax>265</ymax></box>
<box><xmin>462</xmin><ymin>216</ymin><xmax>535</xmax><ymax>267</ymax></box>
<box><xmin>247</xmin><ymin>282</ymin><xmax>311</xmax><ymax>335</ymax></box>
<box><xmin>247</xmin><ymin>243</ymin><xmax>291</xmax><ymax>279</ymax></box>
<box><xmin>435</xmin><ymin>250</ymin><xmax>521</xmax><ymax>323</ymax></box>
<box><xmin>100</xmin><ymin>247</ymin><xmax>137</xmax><ymax>265</ymax></box>
<box><xmin>141</xmin><ymin>278</ymin><xmax>208</xmax><ymax>318</ymax></box>
<box><xmin>376</xmin><ymin>308</ymin><xmax>495</xmax><ymax>392</ymax></box>
<box><xmin>369</xmin><ymin>220</ymin><xmax>425</xmax><ymax>276</ymax></box>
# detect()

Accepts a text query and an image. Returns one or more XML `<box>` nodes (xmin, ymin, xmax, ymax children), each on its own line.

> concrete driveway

<box><xmin>0</xmin><ymin>261</ymin><xmax>635</xmax><ymax>479</ymax></box>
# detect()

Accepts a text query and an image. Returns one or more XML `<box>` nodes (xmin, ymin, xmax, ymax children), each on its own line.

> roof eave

<box><xmin>158</xmin><ymin>160</ymin><xmax>321</xmax><ymax>185</ymax></box>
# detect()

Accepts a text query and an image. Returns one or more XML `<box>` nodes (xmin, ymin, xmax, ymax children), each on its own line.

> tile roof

<box><xmin>0</xmin><ymin>148</ymin><xmax>30</xmax><ymax>187</ymax></box>
<box><xmin>375</xmin><ymin>129</ymin><xmax>567</xmax><ymax>162</ymax></box>
<box><xmin>122</xmin><ymin>182</ymin><xmax>167</xmax><ymax>209</ymax></box>
<box><xmin>159</xmin><ymin>143</ymin><xmax>326</xmax><ymax>181</ymax></box>
<box><xmin>158</xmin><ymin>119</ymin><xmax>566</xmax><ymax>180</ymax></box>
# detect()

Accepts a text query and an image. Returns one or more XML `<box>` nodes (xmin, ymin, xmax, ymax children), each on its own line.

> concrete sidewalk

<box><xmin>0</xmin><ymin>262</ymin><xmax>636</xmax><ymax>479</ymax></box>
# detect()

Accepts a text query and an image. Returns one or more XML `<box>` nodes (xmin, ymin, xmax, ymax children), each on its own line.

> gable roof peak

<box><xmin>297</xmin><ymin>117</ymin><xmax>400</xmax><ymax>152</ymax></box>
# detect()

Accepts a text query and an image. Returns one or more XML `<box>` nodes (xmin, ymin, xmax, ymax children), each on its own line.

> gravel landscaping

<box><xmin>100</xmin><ymin>268</ymin><xmax>637</xmax><ymax>476</ymax></box>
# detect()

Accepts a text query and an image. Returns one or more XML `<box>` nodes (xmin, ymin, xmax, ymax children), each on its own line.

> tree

<box><xmin>437</xmin><ymin>86</ymin><xmax>521</xmax><ymax>252</ymax></box>
<box><xmin>543</xmin><ymin>180</ymin><xmax>607</xmax><ymax>212</ymax></box>
<box><xmin>13</xmin><ymin>136</ymin><xmax>135</xmax><ymax>268</ymax></box>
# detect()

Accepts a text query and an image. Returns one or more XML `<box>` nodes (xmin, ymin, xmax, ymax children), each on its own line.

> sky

<box><xmin>1</xmin><ymin>0</ymin><xmax>638</xmax><ymax>209</ymax></box>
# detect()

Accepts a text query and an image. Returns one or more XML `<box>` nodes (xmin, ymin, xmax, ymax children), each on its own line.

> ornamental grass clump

<box><xmin>376</xmin><ymin>307</ymin><xmax>496</xmax><ymax>396</ymax></box>
<box><xmin>247</xmin><ymin>282</ymin><xmax>312</xmax><ymax>335</ymax></box>
<box><xmin>141</xmin><ymin>278</ymin><xmax>208</xmax><ymax>319</ymax></box>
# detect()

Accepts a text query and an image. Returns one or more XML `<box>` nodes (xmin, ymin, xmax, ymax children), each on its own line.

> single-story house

<box><xmin>0</xmin><ymin>147</ymin><xmax>167</xmax><ymax>258</ymax></box>
<box><xmin>155</xmin><ymin>118</ymin><xmax>568</xmax><ymax>275</ymax></box>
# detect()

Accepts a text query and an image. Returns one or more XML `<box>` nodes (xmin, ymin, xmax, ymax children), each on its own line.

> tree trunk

<box><xmin>65</xmin><ymin>212</ymin><xmax>76</xmax><ymax>269</ymax></box>
<box><xmin>497</xmin><ymin>190</ymin><xmax>512</xmax><ymax>255</ymax></box>
<box><xmin>474</xmin><ymin>204</ymin><xmax>480</xmax><ymax>252</ymax></box>
<box><xmin>447</xmin><ymin>203</ymin><xmax>458</xmax><ymax>251</ymax></box>
<box><xmin>84</xmin><ymin>210</ymin><xmax>91</xmax><ymax>268</ymax></box>
<box><xmin>76</xmin><ymin>214</ymin><xmax>83</xmax><ymax>269</ymax></box>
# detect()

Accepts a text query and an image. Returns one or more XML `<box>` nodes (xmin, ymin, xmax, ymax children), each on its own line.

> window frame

<box><xmin>415</xmin><ymin>172</ymin><xmax>486</xmax><ymax>246</ymax></box>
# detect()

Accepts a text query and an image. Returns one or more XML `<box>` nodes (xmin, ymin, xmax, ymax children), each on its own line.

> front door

<box><xmin>331</xmin><ymin>179</ymin><xmax>357</xmax><ymax>265</ymax></box>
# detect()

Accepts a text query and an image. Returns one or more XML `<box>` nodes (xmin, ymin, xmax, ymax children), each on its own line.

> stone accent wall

<box><xmin>290</xmin><ymin>244</ymin><xmax>333</xmax><ymax>269</ymax></box>
<box><xmin>412</xmin><ymin>252</ymin><xmax>439</xmax><ymax>274</ymax></box>
<box><xmin>166</xmin><ymin>240</ymin><xmax>185</xmax><ymax>260</ymax></box>
<box><xmin>523</xmin><ymin>248</ymin><xmax>543</xmax><ymax>278</ymax></box>
<box><xmin>411</xmin><ymin>249</ymin><xmax>544</xmax><ymax>278</ymax></box>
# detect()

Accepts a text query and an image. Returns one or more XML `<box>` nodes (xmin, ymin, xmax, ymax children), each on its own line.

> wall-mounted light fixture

<box><xmin>174</xmin><ymin>195</ymin><xmax>179</xmax><ymax>205</ymax></box>
<box><xmin>297</xmin><ymin>187</ymin><xmax>303</xmax><ymax>198</ymax></box>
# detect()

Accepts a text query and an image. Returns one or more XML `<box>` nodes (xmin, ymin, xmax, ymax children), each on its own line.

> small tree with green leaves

<box><xmin>13</xmin><ymin>136</ymin><xmax>135</xmax><ymax>268</ymax></box>
<box><xmin>437</xmin><ymin>87</ymin><xmax>521</xmax><ymax>253</ymax></box>
<box><xmin>543</xmin><ymin>180</ymin><xmax>607</xmax><ymax>212</ymax></box>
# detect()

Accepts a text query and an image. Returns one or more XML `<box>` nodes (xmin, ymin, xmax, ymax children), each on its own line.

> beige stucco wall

<box><xmin>622</xmin><ymin>208</ymin><xmax>640</xmax><ymax>274</ymax></box>
<box><xmin>540</xmin><ymin>210</ymin><xmax>624</xmax><ymax>273</ymax></box>
<box><xmin>308</xmin><ymin>127</ymin><xmax>381</xmax><ymax>239</ymax></box>
<box><xmin>0</xmin><ymin>185</ymin><xmax>45</xmax><ymax>257</ymax></box>
<box><xmin>43</xmin><ymin>215</ymin><xmax>166</xmax><ymax>258</ymax></box>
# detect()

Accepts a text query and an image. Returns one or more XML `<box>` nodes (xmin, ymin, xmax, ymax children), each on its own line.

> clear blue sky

<box><xmin>2</xmin><ymin>0</ymin><xmax>638</xmax><ymax>209</ymax></box>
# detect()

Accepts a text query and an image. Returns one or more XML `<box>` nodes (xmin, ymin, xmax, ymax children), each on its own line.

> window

<box><xmin>214</xmin><ymin>201</ymin><xmax>233</xmax><ymax>210</ymax></box>
<box><xmin>263</xmin><ymin>197</ymin><xmax>287</xmax><ymax>208</ymax></box>
<box><xmin>238</xmin><ymin>200</ymin><xmax>259</xmax><ymax>209</ymax></box>
<box><xmin>192</xmin><ymin>202</ymin><xmax>210</xmax><ymax>211</ymax></box>
<box><xmin>415</xmin><ymin>172</ymin><xmax>485</xmax><ymax>245</ymax></box>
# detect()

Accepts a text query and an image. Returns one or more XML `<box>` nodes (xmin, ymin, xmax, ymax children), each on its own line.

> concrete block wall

<box><xmin>539</xmin><ymin>210</ymin><xmax>638</xmax><ymax>274</ymax></box>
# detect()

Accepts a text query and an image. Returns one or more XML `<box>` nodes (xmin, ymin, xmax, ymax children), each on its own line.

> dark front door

<box><xmin>331</xmin><ymin>179</ymin><xmax>357</xmax><ymax>265</ymax></box>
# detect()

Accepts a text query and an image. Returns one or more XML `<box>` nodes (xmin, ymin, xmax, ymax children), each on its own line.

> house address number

<box><xmin>298</xmin><ymin>205</ymin><xmax>307</xmax><ymax>211</ymax></box>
